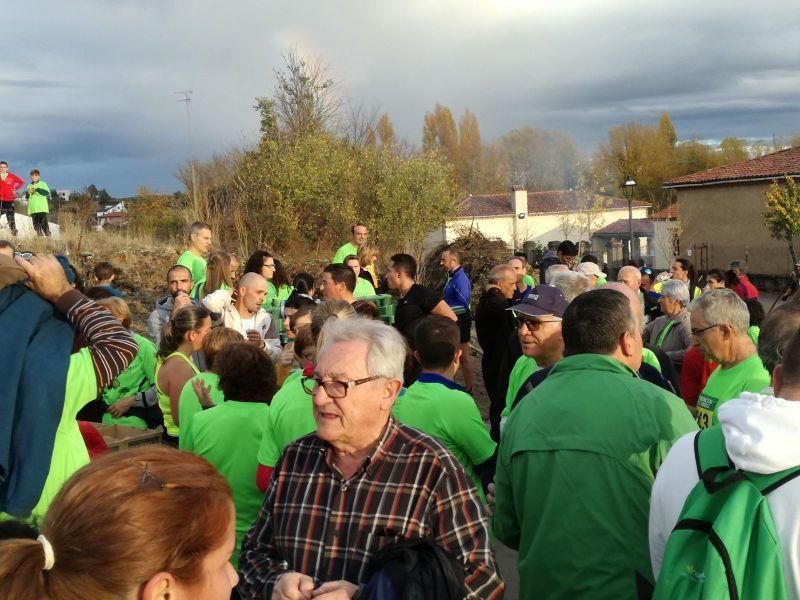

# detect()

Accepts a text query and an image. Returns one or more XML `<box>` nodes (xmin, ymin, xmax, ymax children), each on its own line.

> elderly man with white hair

<box><xmin>550</xmin><ymin>270</ymin><xmax>592</xmax><ymax>302</ymax></box>
<box><xmin>544</xmin><ymin>263</ymin><xmax>570</xmax><ymax>287</ymax></box>
<box><xmin>617</xmin><ymin>265</ymin><xmax>648</xmax><ymax>323</ymax></box>
<box><xmin>642</xmin><ymin>279</ymin><xmax>692</xmax><ymax>372</ymax></box>
<box><xmin>617</xmin><ymin>265</ymin><xmax>642</xmax><ymax>293</ymax></box>
<box><xmin>238</xmin><ymin>318</ymin><xmax>504</xmax><ymax>599</ymax></box>
<box><xmin>690</xmin><ymin>289</ymin><xmax>770</xmax><ymax>429</ymax></box>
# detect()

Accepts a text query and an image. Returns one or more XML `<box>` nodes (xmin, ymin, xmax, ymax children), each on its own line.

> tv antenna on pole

<box><xmin>174</xmin><ymin>90</ymin><xmax>198</xmax><ymax>207</ymax></box>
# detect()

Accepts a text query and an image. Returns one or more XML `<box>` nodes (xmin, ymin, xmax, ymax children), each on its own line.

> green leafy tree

<box><xmin>97</xmin><ymin>189</ymin><xmax>112</xmax><ymax>204</ymax></box>
<box><xmin>369</xmin><ymin>150</ymin><xmax>457</xmax><ymax>260</ymax></box>
<box><xmin>259</xmin><ymin>49</ymin><xmax>339</xmax><ymax>141</ymax></box>
<box><xmin>764</xmin><ymin>176</ymin><xmax>800</xmax><ymax>264</ymax></box>
<box><xmin>718</xmin><ymin>137</ymin><xmax>750</xmax><ymax>164</ymax></box>
<box><xmin>172</xmin><ymin>51</ymin><xmax>459</xmax><ymax>262</ymax></box>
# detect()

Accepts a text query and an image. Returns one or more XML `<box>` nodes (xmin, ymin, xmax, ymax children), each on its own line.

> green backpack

<box><xmin>654</xmin><ymin>425</ymin><xmax>800</xmax><ymax>600</ymax></box>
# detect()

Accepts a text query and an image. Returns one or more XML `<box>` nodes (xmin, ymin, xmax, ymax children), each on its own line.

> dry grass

<box><xmin>20</xmin><ymin>218</ymin><xmax>182</xmax><ymax>335</ymax></box>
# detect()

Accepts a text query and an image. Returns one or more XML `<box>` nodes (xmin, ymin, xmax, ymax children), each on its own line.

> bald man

<box><xmin>476</xmin><ymin>264</ymin><xmax>518</xmax><ymax>435</ymax></box>
<box><xmin>203</xmin><ymin>271</ymin><xmax>282</xmax><ymax>361</ymax></box>
<box><xmin>617</xmin><ymin>266</ymin><xmax>647</xmax><ymax>322</ymax></box>
<box><xmin>617</xmin><ymin>266</ymin><xmax>641</xmax><ymax>293</ymax></box>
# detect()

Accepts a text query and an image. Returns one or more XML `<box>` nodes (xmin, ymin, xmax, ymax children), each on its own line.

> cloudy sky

<box><xmin>3</xmin><ymin>0</ymin><xmax>799</xmax><ymax>196</ymax></box>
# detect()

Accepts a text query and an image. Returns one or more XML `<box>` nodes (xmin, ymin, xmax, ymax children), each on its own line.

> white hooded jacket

<box><xmin>649</xmin><ymin>392</ymin><xmax>800</xmax><ymax>598</ymax></box>
<box><xmin>201</xmin><ymin>289</ymin><xmax>282</xmax><ymax>361</ymax></box>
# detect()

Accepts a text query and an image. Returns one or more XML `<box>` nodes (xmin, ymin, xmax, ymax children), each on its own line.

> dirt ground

<box><xmin>453</xmin><ymin>336</ymin><xmax>491</xmax><ymax>419</ymax></box>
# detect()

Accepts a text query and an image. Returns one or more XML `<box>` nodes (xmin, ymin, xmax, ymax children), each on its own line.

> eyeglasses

<box><xmin>263</xmin><ymin>262</ymin><xmax>275</xmax><ymax>269</ymax></box>
<box><xmin>301</xmin><ymin>375</ymin><xmax>381</xmax><ymax>399</ymax></box>
<box><xmin>516</xmin><ymin>316</ymin><xmax>562</xmax><ymax>332</ymax></box>
<box><xmin>691</xmin><ymin>323</ymin><xmax>719</xmax><ymax>336</ymax></box>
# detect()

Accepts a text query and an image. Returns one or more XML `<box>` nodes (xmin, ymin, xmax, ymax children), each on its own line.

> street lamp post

<box><xmin>624</xmin><ymin>176</ymin><xmax>636</xmax><ymax>261</ymax></box>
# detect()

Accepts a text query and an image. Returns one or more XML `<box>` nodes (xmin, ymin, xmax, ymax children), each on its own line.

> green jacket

<box><xmin>26</xmin><ymin>181</ymin><xmax>50</xmax><ymax>214</ymax></box>
<box><xmin>494</xmin><ymin>353</ymin><xmax>697</xmax><ymax>600</ymax></box>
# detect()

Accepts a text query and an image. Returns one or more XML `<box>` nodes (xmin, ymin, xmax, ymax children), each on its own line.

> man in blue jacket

<box><xmin>441</xmin><ymin>247</ymin><xmax>473</xmax><ymax>393</ymax></box>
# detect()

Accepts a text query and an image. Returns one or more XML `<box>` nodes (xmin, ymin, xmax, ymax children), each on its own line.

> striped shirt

<box><xmin>54</xmin><ymin>289</ymin><xmax>138</xmax><ymax>391</ymax></box>
<box><xmin>237</xmin><ymin>417</ymin><xmax>504</xmax><ymax>599</ymax></box>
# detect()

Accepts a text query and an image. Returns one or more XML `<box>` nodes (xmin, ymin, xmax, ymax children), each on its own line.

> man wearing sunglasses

<box><xmin>238</xmin><ymin>318</ymin><xmax>503</xmax><ymax>599</ymax></box>
<box><xmin>498</xmin><ymin>286</ymin><xmax>567</xmax><ymax>431</ymax></box>
<box><xmin>689</xmin><ymin>289</ymin><xmax>770</xmax><ymax>429</ymax></box>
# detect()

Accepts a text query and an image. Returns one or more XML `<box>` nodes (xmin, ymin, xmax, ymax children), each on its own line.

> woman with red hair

<box><xmin>0</xmin><ymin>446</ymin><xmax>238</xmax><ymax>600</ymax></box>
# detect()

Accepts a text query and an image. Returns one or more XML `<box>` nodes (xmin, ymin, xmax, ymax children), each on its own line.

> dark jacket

<box><xmin>538</xmin><ymin>251</ymin><xmax>560</xmax><ymax>284</ymax></box>
<box><xmin>475</xmin><ymin>287</ymin><xmax>515</xmax><ymax>391</ymax></box>
<box><xmin>642</xmin><ymin>289</ymin><xmax>662</xmax><ymax>322</ymax></box>
<box><xmin>0</xmin><ymin>283</ymin><xmax>73</xmax><ymax>516</ymax></box>
<box><xmin>475</xmin><ymin>287</ymin><xmax>514</xmax><ymax>363</ymax></box>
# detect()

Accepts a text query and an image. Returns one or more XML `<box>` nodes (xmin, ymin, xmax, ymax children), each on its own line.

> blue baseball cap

<box><xmin>508</xmin><ymin>285</ymin><xmax>568</xmax><ymax>318</ymax></box>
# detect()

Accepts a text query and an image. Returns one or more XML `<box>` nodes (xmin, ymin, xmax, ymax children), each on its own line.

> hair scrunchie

<box><xmin>37</xmin><ymin>535</ymin><xmax>55</xmax><ymax>571</ymax></box>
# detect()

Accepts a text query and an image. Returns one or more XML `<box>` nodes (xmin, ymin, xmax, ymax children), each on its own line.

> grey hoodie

<box><xmin>147</xmin><ymin>295</ymin><xmax>206</xmax><ymax>370</ymax></box>
<box><xmin>147</xmin><ymin>295</ymin><xmax>200</xmax><ymax>343</ymax></box>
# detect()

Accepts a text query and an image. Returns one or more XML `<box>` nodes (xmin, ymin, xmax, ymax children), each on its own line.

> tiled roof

<box><xmin>663</xmin><ymin>146</ymin><xmax>800</xmax><ymax>188</ymax></box>
<box><xmin>593</xmin><ymin>218</ymin><xmax>654</xmax><ymax>236</ymax></box>
<box><xmin>457</xmin><ymin>190</ymin><xmax>647</xmax><ymax>218</ymax></box>
<box><xmin>651</xmin><ymin>204</ymin><xmax>678</xmax><ymax>220</ymax></box>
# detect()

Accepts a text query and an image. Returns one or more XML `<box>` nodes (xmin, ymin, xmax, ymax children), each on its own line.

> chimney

<box><xmin>511</xmin><ymin>186</ymin><xmax>528</xmax><ymax>251</ymax></box>
<box><xmin>511</xmin><ymin>185</ymin><xmax>528</xmax><ymax>217</ymax></box>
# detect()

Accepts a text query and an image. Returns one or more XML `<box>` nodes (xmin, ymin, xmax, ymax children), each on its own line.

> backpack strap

<box><xmin>746</xmin><ymin>463</ymin><xmax>800</xmax><ymax>495</ymax></box>
<box><xmin>695</xmin><ymin>426</ymin><xmax>744</xmax><ymax>494</ymax></box>
<box><xmin>696</xmin><ymin>425</ymin><xmax>800</xmax><ymax>495</ymax></box>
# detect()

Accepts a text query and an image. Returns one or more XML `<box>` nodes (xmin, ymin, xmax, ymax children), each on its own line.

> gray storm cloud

<box><xmin>1</xmin><ymin>0</ymin><xmax>798</xmax><ymax>195</ymax></box>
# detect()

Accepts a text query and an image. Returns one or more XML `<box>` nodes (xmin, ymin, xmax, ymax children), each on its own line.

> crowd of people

<box><xmin>0</xmin><ymin>218</ymin><xmax>797</xmax><ymax>600</ymax></box>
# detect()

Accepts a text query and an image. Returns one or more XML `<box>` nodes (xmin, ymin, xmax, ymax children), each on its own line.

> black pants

<box><xmin>31</xmin><ymin>212</ymin><xmax>50</xmax><ymax>236</ymax></box>
<box><xmin>0</xmin><ymin>202</ymin><xmax>16</xmax><ymax>235</ymax></box>
<box><xmin>482</xmin><ymin>355</ymin><xmax>503</xmax><ymax>441</ymax></box>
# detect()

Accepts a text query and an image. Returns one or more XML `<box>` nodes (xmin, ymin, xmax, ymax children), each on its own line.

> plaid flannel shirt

<box><xmin>237</xmin><ymin>417</ymin><xmax>504</xmax><ymax>599</ymax></box>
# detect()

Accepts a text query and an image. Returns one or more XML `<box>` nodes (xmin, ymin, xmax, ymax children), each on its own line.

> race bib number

<box><xmin>695</xmin><ymin>393</ymin><xmax>718</xmax><ymax>429</ymax></box>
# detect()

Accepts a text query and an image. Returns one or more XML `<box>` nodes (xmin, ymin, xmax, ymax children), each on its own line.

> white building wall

<box><xmin>426</xmin><ymin>207</ymin><xmax>648</xmax><ymax>252</ymax></box>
